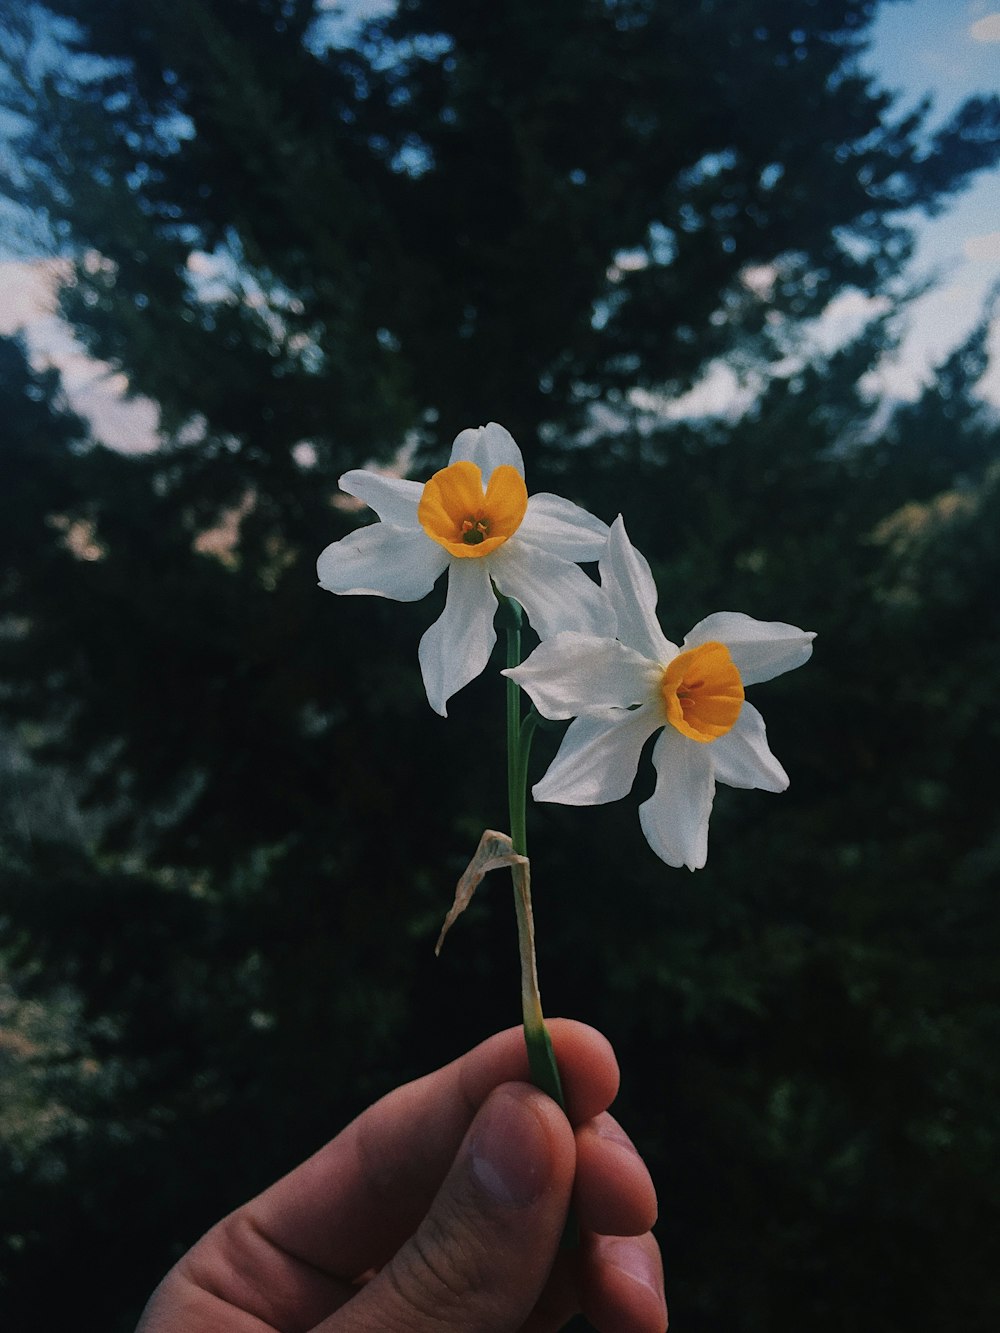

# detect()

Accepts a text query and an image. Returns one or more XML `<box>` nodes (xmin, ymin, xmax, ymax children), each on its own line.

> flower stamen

<box><xmin>461</xmin><ymin>517</ymin><xmax>491</xmax><ymax>544</ymax></box>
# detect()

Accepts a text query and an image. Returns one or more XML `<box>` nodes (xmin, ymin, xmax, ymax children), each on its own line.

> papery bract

<box><xmin>317</xmin><ymin>422</ymin><xmax>614</xmax><ymax>715</ymax></box>
<box><xmin>504</xmin><ymin>517</ymin><xmax>815</xmax><ymax>869</ymax></box>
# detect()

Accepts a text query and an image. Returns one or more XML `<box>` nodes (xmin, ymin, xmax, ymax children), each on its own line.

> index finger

<box><xmin>248</xmin><ymin>1019</ymin><xmax>619</xmax><ymax>1279</ymax></box>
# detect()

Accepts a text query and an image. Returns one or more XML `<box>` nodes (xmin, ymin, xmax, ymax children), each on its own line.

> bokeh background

<box><xmin>1</xmin><ymin>2</ymin><xmax>999</xmax><ymax>1329</ymax></box>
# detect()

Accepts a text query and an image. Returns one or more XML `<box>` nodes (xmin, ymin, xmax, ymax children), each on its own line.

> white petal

<box><xmin>532</xmin><ymin>705</ymin><xmax>662</xmax><ymax>806</ymax></box>
<box><xmin>418</xmin><ymin>560</ymin><xmax>497</xmax><ymax>716</ymax></box>
<box><xmin>448</xmin><ymin>421</ymin><xmax>525</xmax><ymax>478</ymax></box>
<box><xmin>338</xmin><ymin>469</ymin><xmax>423</xmax><ymax>527</ymax></box>
<box><xmin>317</xmin><ymin>523</ymin><xmax>447</xmax><ymax>601</ymax></box>
<box><xmin>518</xmin><ymin>493</ymin><xmax>609</xmax><ymax>561</ymax></box>
<box><xmin>599</xmin><ymin>516</ymin><xmax>676</xmax><ymax>663</ymax></box>
<box><xmin>638</xmin><ymin>727</ymin><xmax>715</xmax><ymax>870</ymax></box>
<box><xmin>490</xmin><ymin>540</ymin><xmax>616</xmax><ymax>639</ymax></box>
<box><xmin>504</xmin><ymin>632</ymin><xmax>660</xmax><ymax>718</ymax></box>
<box><xmin>710</xmin><ymin>702</ymin><xmax>789</xmax><ymax>792</ymax></box>
<box><xmin>684</xmin><ymin>612</ymin><xmax>815</xmax><ymax>686</ymax></box>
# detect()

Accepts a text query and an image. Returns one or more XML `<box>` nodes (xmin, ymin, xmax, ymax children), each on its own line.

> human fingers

<box><xmin>582</xmin><ymin>1231</ymin><xmax>668</xmax><ymax>1333</ymax></box>
<box><xmin>574</xmin><ymin>1111</ymin><xmax>658</xmax><ymax>1238</ymax></box>
<box><xmin>247</xmin><ymin>1020</ymin><xmax>618</xmax><ymax>1282</ymax></box>
<box><xmin>310</xmin><ymin>1082</ymin><xmax>577</xmax><ymax>1333</ymax></box>
<box><xmin>527</xmin><ymin>1113</ymin><xmax>663</xmax><ymax>1333</ymax></box>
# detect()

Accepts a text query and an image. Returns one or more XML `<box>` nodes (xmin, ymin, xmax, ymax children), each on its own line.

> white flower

<box><xmin>503</xmin><ymin>516</ymin><xmax>815</xmax><ymax>869</ymax></box>
<box><xmin>317</xmin><ymin>422</ymin><xmax>615</xmax><ymax>716</ymax></box>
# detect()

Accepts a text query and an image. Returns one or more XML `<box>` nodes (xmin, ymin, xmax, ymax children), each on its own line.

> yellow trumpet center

<box><xmin>417</xmin><ymin>460</ymin><xmax>528</xmax><ymax>558</ymax></box>
<box><xmin>660</xmin><ymin>641</ymin><xmax>744</xmax><ymax>742</ymax></box>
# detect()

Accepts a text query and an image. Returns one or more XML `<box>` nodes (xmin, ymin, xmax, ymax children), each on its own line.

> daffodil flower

<box><xmin>317</xmin><ymin>422</ymin><xmax>614</xmax><ymax>715</ymax></box>
<box><xmin>504</xmin><ymin>517</ymin><xmax>815</xmax><ymax>869</ymax></box>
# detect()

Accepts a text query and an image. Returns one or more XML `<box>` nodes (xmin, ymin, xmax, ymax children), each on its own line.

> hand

<box><xmin>136</xmin><ymin>1020</ymin><xmax>667</xmax><ymax>1333</ymax></box>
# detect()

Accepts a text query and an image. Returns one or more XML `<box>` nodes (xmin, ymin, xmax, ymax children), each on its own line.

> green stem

<box><xmin>503</xmin><ymin>611</ymin><xmax>566</xmax><ymax>1109</ymax></box>
<box><xmin>505</xmin><ymin>614</ymin><xmax>526</xmax><ymax>855</ymax></box>
<box><xmin>501</xmin><ymin>603</ymin><xmax>578</xmax><ymax>1247</ymax></box>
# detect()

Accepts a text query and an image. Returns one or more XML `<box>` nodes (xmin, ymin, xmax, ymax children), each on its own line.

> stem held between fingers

<box><xmin>503</xmin><ymin>609</ymin><xmax>567</xmax><ymax>1111</ymax></box>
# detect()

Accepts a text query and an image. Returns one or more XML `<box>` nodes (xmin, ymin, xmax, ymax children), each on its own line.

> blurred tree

<box><xmin>2</xmin><ymin>0</ymin><xmax>998</xmax><ymax>456</ymax></box>
<box><xmin>539</xmin><ymin>314</ymin><xmax>1000</xmax><ymax>1332</ymax></box>
<box><xmin>1</xmin><ymin>1</ymin><xmax>999</xmax><ymax>1330</ymax></box>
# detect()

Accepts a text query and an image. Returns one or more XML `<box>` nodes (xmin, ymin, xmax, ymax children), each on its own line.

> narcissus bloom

<box><xmin>504</xmin><ymin>517</ymin><xmax>814</xmax><ymax>869</ymax></box>
<box><xmin>317</xmin><ymin>423</ymin><xmax>614</xmax><ymax>715</ymax></box>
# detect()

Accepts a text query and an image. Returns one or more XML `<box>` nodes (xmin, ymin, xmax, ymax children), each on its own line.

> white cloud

<box><xmin>55</xmin><ymin>344</ymin><xmax>160</xmax><ymax>453</ymax></box>
<box><xmin>0</xmin><ymin>258</ymin><xmax>159</xmax><ymax>452</ymax></box>
<box><xmin>963</xmin><ymin>231</ymin><xmax>1000</xmax><ymax>262</ymax></box>
<box><xmin>969</xmin><ymin>13</ymin><xmax>1000</xmax><ymax>42</ymax></box>
<box><xmin>740</xmin><ymin>264</ymin><xmax>777</xmax><ymax>300</ymax></box>
<box><xmin>0</xmin><ymin>258</ymin><xmax>66</xmax><ymax>335</ymax></box>
<box><xmin>630</xmin><ymin>361</ymin><xmax>760</xmax><ymax>422</ymax></box>
<box><xmin>861</xmin><ymin>280</ymin><xmax>1000</xmax><ymax>409</ymax></box>
<box><xmin>314</xmin><ymin>0</ymin><xmax>394</xmax><ymax>14</ymax></box>
<box><xmin>809</xmin><ymin>289</ymin><xmax>892</xmax><ymax>354</ymax></box>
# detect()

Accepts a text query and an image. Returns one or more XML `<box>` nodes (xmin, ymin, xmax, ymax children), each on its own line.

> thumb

<box><xmin>326</xmin><ymin>1083</ymin><xmax>576</xmax><ymax>1333</ymax></box>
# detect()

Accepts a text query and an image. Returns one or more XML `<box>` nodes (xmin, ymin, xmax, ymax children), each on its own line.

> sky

<box><xmin>0</xmin><ymin>0</ymin><xmax>997</xmax><ymax>450</ymax></box>
<box><xmin>858</xmin><ymin>0</ymin><xmax>1000</xmax><ymax>404</ymax></box>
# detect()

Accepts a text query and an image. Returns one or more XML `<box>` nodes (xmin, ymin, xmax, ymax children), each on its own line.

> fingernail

<box><xmin>468</xmin><ymin>1087</ymin><xmax>551</xmax><ymax>1209</ymax></box>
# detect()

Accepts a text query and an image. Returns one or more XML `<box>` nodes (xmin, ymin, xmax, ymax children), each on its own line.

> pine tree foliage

<box><xmin>1</xmin><ymin>3</ymin><xmax>999</xmax><ymax>1329</ymax></box>
<box><xmin>3</xmin><ymin>0</ymin><xmax>998</xmax><ymax>452</ymax></box>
